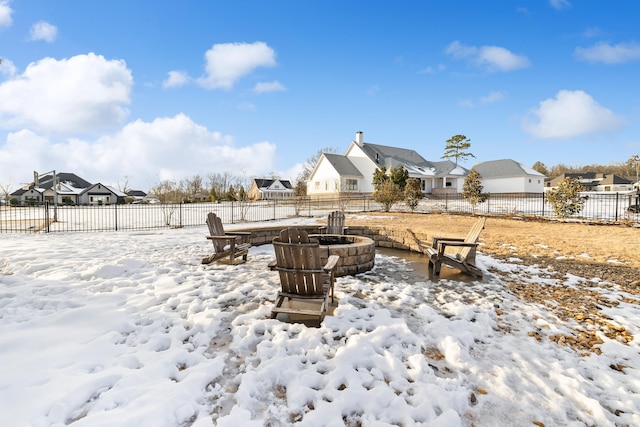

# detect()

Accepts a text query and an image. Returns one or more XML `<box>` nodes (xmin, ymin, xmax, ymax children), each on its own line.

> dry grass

<box><xmin>348</xmin><ymin>212</ymin><xmax>640</xmax><ymax>286</ymax></box>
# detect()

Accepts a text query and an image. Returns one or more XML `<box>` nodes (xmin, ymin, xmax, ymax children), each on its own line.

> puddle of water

<box><xmin>375</xmin><ymin>247</ymin><xmax>479</xmax><ymax>284</ymax></box>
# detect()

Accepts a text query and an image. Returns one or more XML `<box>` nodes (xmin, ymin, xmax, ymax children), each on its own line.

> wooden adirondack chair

<box><xmin>201</xmin><ymin>212</ymin><xmax>252</xmax><ymax>265</ymax></box>
<box><xmin>425</xmin><ymin>217</ymin><xmax>486</xmax><ymax>277</ymax></box>
<box><xmin>271</xmin><ymin>228</ymin><xmax>339</xmax><ymax>325</ymax></box>
<box><xmin>319</xmin><ymin>210</ymin><xmax>348</xmax><ymax>235</ymax></box>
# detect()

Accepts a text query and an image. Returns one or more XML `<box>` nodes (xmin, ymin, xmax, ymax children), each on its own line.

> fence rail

<box><xmin>1</xmin><ymin>192</ymin><xmax>638</xmax><ymax>234</ymax></box>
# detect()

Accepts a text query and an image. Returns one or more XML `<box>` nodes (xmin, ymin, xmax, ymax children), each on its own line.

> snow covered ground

<box><xmin>1</xmin><ymin>218</ymin><xmax>639</xmax><ymax>426</ymax></box>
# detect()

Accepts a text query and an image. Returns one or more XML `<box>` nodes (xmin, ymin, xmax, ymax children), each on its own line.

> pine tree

<box><xmin>442</xmin><ymin>134</ymin><xmax>475</xmax><ymax>165</ymax></box>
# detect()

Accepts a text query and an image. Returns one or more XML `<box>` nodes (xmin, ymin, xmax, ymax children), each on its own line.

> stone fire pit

<box><xmin>311</xmin><ymin>234</ymin><xmax>376</xmax><ymax>277</ymax></box>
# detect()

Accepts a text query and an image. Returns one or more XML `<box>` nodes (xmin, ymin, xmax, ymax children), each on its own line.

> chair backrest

<box><xmin>273</xmin><ymin>228</ymin><xmax>325</xmax><ymax>297</ymax></box>
<box><xmin>326</xmin><ymin>211</ymin><xmax>346</xmax><ymax>234</ymax></box>
<box><xmin>457</xmin><ymin>217</ymin><xmax>486</xmax><ymax>260</ymax></box>
<box><xmin>279</xmin><ymin>227</ymin><xmax>311</xmax><ymax>244</ymax></box>
<box><xmin>206</xmin><ymin>212</ymin><xmax>226</xmax><ymax>252</ymax></box>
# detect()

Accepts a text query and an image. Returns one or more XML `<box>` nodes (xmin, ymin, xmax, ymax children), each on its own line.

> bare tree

<box><xmin>0</xmin><ymin>181</ymin><xmax>13</xmax><ymax>204</ymax></box>
<box><xmin>296</xmin><ymin>147</ymin><xmax>340</xmax><ymax>184</ymax></box>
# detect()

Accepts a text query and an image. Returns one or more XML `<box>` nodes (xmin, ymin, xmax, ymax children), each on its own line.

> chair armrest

<box><xmin>323</xmin><ymin>255</ymin><xmax>340</xmax><ymax>272</ymax></box>
<box><xmin>225</xmin><ymin>231</ymin><xmax>251</xmax><ymax>236</ymax></box>
<box><xmin>268</xmin><ymin>259</ymin><xmax>277</xmax><ymax>270</ymax></box>
<box><xmin>206</xmin><ymin>235</ymin><xmax>241</xmax><ymax>242</ymax></box>
<box><xmin>318</xmin><ymin>225</ymin><xmax>328</xmax><ymax>234</ymax></box>
<box><xmin>432</xmin><ymin>236</ymin><xmax>464</xmax><ymax>247</ymax></box>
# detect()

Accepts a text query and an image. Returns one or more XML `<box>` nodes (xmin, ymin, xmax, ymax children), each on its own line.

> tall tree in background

<box><xmin>442</xmin><ymin>134</ymin><xmax>475</xmax><ymax>166</ymax></box>
<box><xmin>628</xmin><ymin>154</ymin><xmax>640</xmax><ymax>184</ymax></box>
<box><xmin>532</xmin><ymin>161</ymin><xmax>549</xmax><ymax>176</ymax></box>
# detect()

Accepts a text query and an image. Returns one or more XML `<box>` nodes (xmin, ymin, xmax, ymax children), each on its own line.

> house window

<box><xmin>325</xmin><ymin>181</ymin><xmax>328</xmax><ymax>190</ymax></box>
<box><xmin>315</xmin><ymin>181</ymin><xmax>320</xmax><ymax>190</ymax></box>
<box><xmin>445</xmin><ymin>182</ymin><xmax>452</xmax><ymax>187</ymax></box>
<box><xmin>346</xmin><ymin>179</ymin><xmax>358</xmax><ymax>191</ymax></box>
<box><xmin>334</xmin><ymin>179</ymin><xmax>339</xmax><ymax>190</ymax></box>
<box><xmin>529</xmin><ymin>179</ymin><xmax>532</xmax><ymax>183</ymax></box>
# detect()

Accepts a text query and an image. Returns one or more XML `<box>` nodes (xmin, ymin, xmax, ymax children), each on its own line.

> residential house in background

<box><xmin>546</xmin><ymin>173</ymin><xmax>634</xmax><ymax>193</ymax></box>
<box><xmin>248</xmin><ymin>178</ymin><xmax>295</xmax><ymax>200</ymax></box>
<box><xmin>10</xmin><ymin>172</ymin><xmax>125</xmax><ymax>205</ymax></box>
<box><xmin>307</xmin><ymin>131</ymin><xmax>469</xmax><ymax>197</ymax></box>
<box><xmin>472</xmin><ymin>159</ymin><xmax>546</xmax><ymax>193</ymax></box>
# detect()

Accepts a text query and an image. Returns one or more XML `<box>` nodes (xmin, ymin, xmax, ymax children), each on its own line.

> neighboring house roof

<box><xmin>127</xmin><ymin>190</ymin><xmax>147</xmax><ymax>197</ymax></box>
<box><xmin>80</xmin><ymin>183</ymin><xmax>119</xmax><ymax>196</ymax></box>
<box><xmin>253</xmin><ymin>178</ymin><xmax>294</xmax><ymax>190</ymax></box>
<box><xmin>322</xmin><ymin>154</ymin><xmax>363</xmax><ymax>177</ymax></box>
<box><xmin>550</xmin><ymin>173</ymin><xmax>631</xmax><ymax>187</ymax></box>
<box><xmin>107</xmin><ymin>186</ymin><xmax>128</xmax><ymax>197</ymax></box>
<box><xmin>51</xmin><ymin>182</ymin><xmax>84</xmax><ymax>195</ymax></box>
<box><xmin>472</xmin><ymin>159</ymin><xmax>546</xmax><ymax>179</ymax></box>
<box><xmin>38</xmin><ymin>172</ymin><xmax>91</xmax><ymax>190</ymax></box>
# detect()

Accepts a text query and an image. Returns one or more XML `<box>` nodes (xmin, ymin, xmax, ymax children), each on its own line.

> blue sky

<box><xmin>1</xmin><ymin>0</ymin><xmax>639</xmax><ymax>192</ymax></box>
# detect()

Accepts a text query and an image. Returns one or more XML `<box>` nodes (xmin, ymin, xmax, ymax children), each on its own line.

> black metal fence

<box><xmin>1</xmin><ymin>192</ymin><xmax>638</xmax><ymax>234</ymax></box>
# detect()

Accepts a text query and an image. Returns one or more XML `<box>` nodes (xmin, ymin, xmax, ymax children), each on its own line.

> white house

<box><xmin>307</xmin><ymin>131</ymin><xmax>469</xmax><ymax>197</ymax></box>
<box><xmin>10</xmin><ymin>172</ymin><xmax>123</xmax><ymax>205</ymax></box>
<box><xmin>472</xmin><ymin>159</ymin><xmax>546</xmax><ymax>193</ymax></box>
<box><xmin>248</xmin><ymin>178</ymin><xmax>295</xmax><ymax>200</ymax></box>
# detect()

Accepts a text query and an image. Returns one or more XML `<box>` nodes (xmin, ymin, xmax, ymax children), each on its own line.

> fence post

<box><xmin>445</xmin><ymin>193</ymin><xmax>448</xmax><ymax>211</ymax></box>
<box><xmin>615</xmin><ymin>192</ymin><xmax>619</xmax><ymax>222</ymax></box>
<box><xmin>541</xmin><ymin>192</ymin><xmax>545</xmax><ymax>218</ymax></box>
<box><xmin>45</xmin><ymin>202</ymin><xmax>50</xmax><ymax>233</ymax></box>
<box><xmin>179</xmin><ymin>202</ymin><xmax>183</xmax><ymax>227</ymax></box>
<box><xmin>114</xmin><ymin>203</ymin><xmax>118</xmax><ymax>231</ymax></box>
<box><xmin>273</xmin><ymin>200</ymin><xmax>276</xmax><ymax>220</ymax></box>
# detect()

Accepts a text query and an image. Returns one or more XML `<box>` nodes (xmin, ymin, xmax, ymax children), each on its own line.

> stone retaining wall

<box><xmin>232</xmin><ymin>224</ymin><xmax>431</xmax><ymax>255</ymax></box>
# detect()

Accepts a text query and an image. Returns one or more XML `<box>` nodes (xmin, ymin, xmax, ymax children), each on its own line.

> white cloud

<box><xmin>0</xmin><ymin>0</ymin><xmax>12</xmax><ymax>27</ymax></box>
<box><xmin>0</xmin><ymin>115</ymin><xmax>278</xmax><ymax>190</ymax></box>
<box><xmin>29</xmin><ymin>21</ymin><xmax>58</xmax><ymax>43</ymax></box>
<box><xmin>479</xmin><ymin>90</ymin><xmax>506</xmax><ymax>105</ymax></box>
<box><xmin>197</xmin><ymin>42</ymin><xmax>277</xmax><ymax>90</ymax></box>
<box><xmin>574</xmin><ymin>41</ymin><xmax>640</xmax><ymax>64</ymax></box>
<box><xmin>522</xmin><ymin>90</ymin><xmax>623</xmax><ymax>139</ymax></box>
<box><xmin>253</xmin><ymin>80</ymin><xmax>286</xmax><ymax>94</ymax></box>
<box><xmin>163</xmin><ymin>70</ymin><xmax>189</xmax><ymax>88</ymax></box>
<box><xmin>550</xmin><ymin>0</ymin><xmax>571</xmax><ymax>10</ymax></box>
<box><xmin>445</xmin><ymin>41</ymin><xmax>530</xmax><ymax>72</ymax></box>
<box><xmin>0</xmin><ymin>53</ymin><xmax>132</xmax><ymax>134</ymax></box>
<box><xmin>0</xmin><ymin>57</ymin><xmax>16</xmax><ymax>77</ymax></box>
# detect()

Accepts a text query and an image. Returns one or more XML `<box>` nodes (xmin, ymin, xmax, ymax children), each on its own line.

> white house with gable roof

<box><xmin>471</xmin><ymin>159</ymin><xmax>546</xmax><ymax>193</ymax></box>
<box><xmin>307</xmin><ymin>131</ymin><xmax>469</xmax><ymax>197</ymax></box>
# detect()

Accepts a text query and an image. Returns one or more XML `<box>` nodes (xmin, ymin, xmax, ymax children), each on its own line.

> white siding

<box><xmin>481</xmin><ymin>176</ymin><xmax>544</xmax><ymax>193</ymax></box>
<box><xmin>344</xmin><ymin>144</ymin><xmax>378</xmax><ymax>193</ymax></box>
<box><xmin>307</xmin><ymin>160</ymin><xmax>340</xmax><ymax>196</ymax></box>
